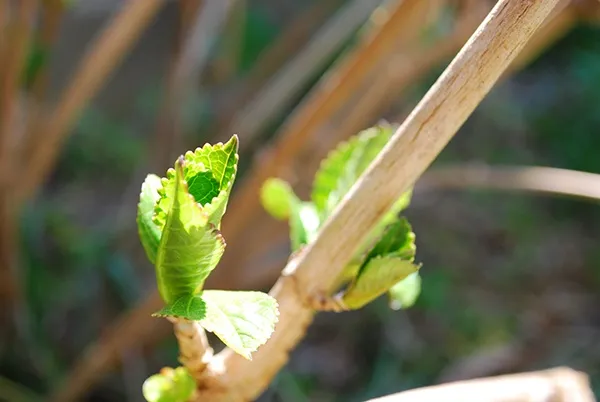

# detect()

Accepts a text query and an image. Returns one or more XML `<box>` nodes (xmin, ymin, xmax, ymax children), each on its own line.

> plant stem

<box><xmin>196</xmin><ymin>0</ymin><xmax>562</xmax><ymax>399</ymax></box>
<box><xmin>169</xmin><ymin>319</ymin><xmax>214</xmax><ymax>381</ymax></box>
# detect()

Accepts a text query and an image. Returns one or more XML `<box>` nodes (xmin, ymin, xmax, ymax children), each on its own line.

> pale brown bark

<box><xmin>194</xmin><ymin>0</ymin><xmax>563</xmax><ymax>400</ymax></box>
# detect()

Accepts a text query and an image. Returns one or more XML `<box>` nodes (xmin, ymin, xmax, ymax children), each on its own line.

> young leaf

<box><xmin>312</xmin><ymin>124</ymin><xmax>407</xmax><ymax>219</ymax></box>
<box><xmin>260</xmin><ymin>178</ymin><xmax>320</xmax><ymax>251</ymax></box>
<box><xmin>155</xmin><ymin>158</ymin><xmax>226</xmax><ymax>306</ymax></box>
<box><xmin>137</xmin><ymin>174</ymin><xmax>163</xmax><ymax>264</ymax></box>
<box><xmin>260</xmin><ymin>178</ymin><xmax>296</xmax><ymax>220</ymax></box>
<box><xmin>342</xmin><ymin>219</ymin><xmax>419</xmax><ymax>310</ymax></box>
<box><xmin>142</xmin><ymin>367</ymin><xmax>195</xmax><ymax>402</ymax></box>
<box><xmin>153</xmin><ymin>135</ymin><xmax>239</xmax><ymax>231</ymax></box>
<box><xmin>153</xmin><ymin>294</ymin><xmax>206</xmax><ymax>321</ymax></box>
<box><xmin>388</xmin><ymin>272</ymin><xmax>422</xmax><ymax>310</ymax></box>
<box><xmin>363</xmin><ymin>218</ymin><xmax>416</xmax><ymax>264</ymax></box>
<box><xmin>199</xmin><ymin>290</ymin><xmax>279</xmax><ymax>360</ymax></box>
<box><xmin>183</xmin><ymin>135</ymin><xmax>239</xmax><ymax>226</ymax></box>
<box><xmin>342</xmin><ymin>257</ymin><xmax>419</xmax><ymax>310</ymax></box>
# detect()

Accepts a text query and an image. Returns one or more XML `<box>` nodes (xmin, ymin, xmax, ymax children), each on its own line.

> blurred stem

<box><xmin>417</xmin><ymin>165</ymin><xmax>600</xmax><ymax>202</ymax></box>
<box><xmin>169</xmin><ymin>318</ymin><xmax>214</xmax><ymax>382</ymax></box>
<box><xmin>153</xmin><ymin>0</ymin><xmax>233</xmax><ymax>171</ymax></box>
<box><xmin>17</xmin><ymin>0</ymin><xmax>166</xmax><ymax>204</ymax></box>
<box><xmin>28</xmin><ymin>0</ymin><xmax>66</xmax><ymax>116</ymax></box>
<box><xmin>0</xmin><ymin>0</ymin><xmax>37</xmax><ymax>336</ymax></box>
<box><xmin>211</xmin><ymin>0</ymin><xmax>245</xmax><ymax>85</ymax></box>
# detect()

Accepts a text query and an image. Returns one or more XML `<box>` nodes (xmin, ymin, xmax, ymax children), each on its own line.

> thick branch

<box><xmin>197</xmin><ymin>0</ymin><xmax>562</xmax><ymax>400</ymax></box>
<box><xmin>364</xmin><ymin>367</ymin><xmax>595</xmax><ymax>402</ymax></box>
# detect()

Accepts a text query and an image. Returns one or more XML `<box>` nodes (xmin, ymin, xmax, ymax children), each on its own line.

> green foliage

<box><xmin>153</xmin><ymin>159</ymin><xmax>226</xmax><ymax>305</ymax></box>
<box><xmin>138</xmin><ymin>174</ymin><xmax>163</xmax><ymax>264</ymax></box>
<box><xmin>343</xmin><ymin>219</ymin><xmax>420</xmax><ymax>309</ymax></box>
<box><xmin>137</xmin><ymin>135</ymin><xmax>279</xmax><ymax>364</ymax></box>
<box><xmin>142</xmin><ymin>367</ymin><xmax>195</xmax><ymax>402</ymax></box>
<box><xmin>200</xmin><ymin>290</ymin><xmax>279</xmax><ymax>360</ymax></box>
<box><xmin>260</xmin><ymin>125</ymin><xmax>421</xmax><ymax>310</ymax></box>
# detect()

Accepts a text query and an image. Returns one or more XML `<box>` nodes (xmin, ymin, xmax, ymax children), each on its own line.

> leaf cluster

<box><xmin>137</xmin><ymin>136</ymin><xmax>278</xmax><ymax>362</ymax></box>
<box><xmin>261</xmin><ymin>125</ymin><xmax>422</xmax><ymax>310</ymax></box>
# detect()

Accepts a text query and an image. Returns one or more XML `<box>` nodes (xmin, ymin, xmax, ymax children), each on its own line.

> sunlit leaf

<box><xmin>342</xmin><ymin>257</ymin><xmax>419</xmax><ymax>310</ymax></box>
<box><xmin>183</xmin><ymin>135</ymin><xmax>239</xmax><ymax>226</ymax></box>
<box><xmin>312</xmin><ymin>124</ymin><xmax>408</xmax><ymax>218</ymax></box>
<box><xmin>137</xmin><ymin>174</ymin><xmax>163</xmax><ymax>264</ymax></box>
<box><xmin>153</xmin><ymin>136</ymin><xmax>238</xmax><ymax>230</ymax></box>
<box><xmin>388</xmin><ymin>272</ymin><xmax>422</xmax><ymax>310</ymax></box>
<box><xmin>142</xmin><ymin>367</ymin><xmax>195</xmax><ymax>402</ymax></box>
<box><xmin>154</xmin><ymin>158</ymin><xmax>226</xmax><ymax>305</ymax></box>
<box><xmin>363</xmin><ymin>218</ymin><xmax>416</xmax><ymax>264</ymax></box>
<box><xmin>260</xmin><ymin>178</ymin><xmax>295</xmax><ymax>220</ymax></box>
<box><xmin>260</xmin><ymin>178</ymin><xmax>320</xmax><ymax>251</ymax></box>
<box><xmin>199</xmin><ymin>290</ymin><xmax>279</xmax><ymax>360</ymax></box>
<box><xmin>342</xmin><ymin>219</ymin><xmax>419</xmax><ymax>309</ymax></box>
<box><xmin>153</xmin><ymin>294</ymin><xmax>206</xmax><ymax>321</ymax></box>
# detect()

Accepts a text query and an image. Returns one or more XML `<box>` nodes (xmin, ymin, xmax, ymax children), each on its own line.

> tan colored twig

<box><xmin>17</xmin><ymin>0</ymin><xmax>166</xmax><ymax>203</ymax></box>
<box><xmin>0</xmin><ymin>0</ymin><xmax>36</xmax><ymax>178</ymax></box>
<box><xmin>0</xmin><ymin>0</ymin><xmax>37</xmax><ymax>331</ymax></box>
<box><xmin>329</xmin><ymin>2</ymin><xmax>488</xmax><ymax>167</ymax></box>
<box><xmin>218</xmin><ymin>0</ymin><xmax>446</xmax><ymax>278</ymax></box>
<box><xmin>169</xmin><ymin>319</ymin><xmax>214</xmax><ymax>381</ymax></box>
<box><xmin>192</xmin><ymin>0</ymin><xmax>561</xmax><ymax>400</ymax></box>
<box><xmin>211</xmin><ymin>0</ymin><xmax>245</xmax><ymax>85</ymax></box>
<box><xmin>364</xmin><ymin>367</ymin><xmax>595</xmax><ymax>402</ymax></box>
<box><xmin>153</xmin><ymin>0</ymin><xmax>233</xmax><ymax>170</ymax></box>
<box><xmin>217</xmin><ymin>0</ymin><xmax>385</xmax><ymax>150</ymax></box>
<box><xmin>418</xmin><ymin>164</ymin><xmax>600</xmax><ymax>201</ymax></box>
<box><xmin>212</xmin><ymin>0</ymin><xmax>343</xmax><ymax>134</ymax></box>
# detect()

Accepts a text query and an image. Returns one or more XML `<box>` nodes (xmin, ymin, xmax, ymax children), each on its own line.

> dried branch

<box><xmin>0</xmin><ymin>0</ymin><xmax>37</xmax><ymax>332</ymax></box>
<box><xmin>219</xmin><ymin>0</ymin><xmax>445</xmax><ymax>270</ymax></box>
<box><xmin>328</xmin><ymin>2</ymin><xmax>488</xmax><ymax>169</ymax></box>
<box><xmin>17</xmin><ymin>0</ymin><xmax>166</xmax><ymax>203</ymax></box>
<box><xmin>193</xmin><ymin>0</ymin><xmax>561</xmax><ymax>400</ymax></box>
<box><xmin>417</xmin><ymin>164</ymin><xmax>600</xmax><ymax>202</ymax></box>
<box><xmin>364</xmin><ymin>367</ymin><xmax>595</xmax><ymax>402</ymax></box>
<box><xmin>0</xmin><ymin>0</ymin><xmax>36</xmax><ymax>177</ymax></box>
<box><xmin>211</xmin><ymin>0</ymin><xmax>245</xmax><ymax>85</ymax></box>
<box><xmin>153</xmin><ymin>0</ymin><xmax>233</xmax><ymax>169</ymax></box>
<box><xmin>212</xmin><ymin>0</ymin><xmax>343</xmax><ymax>134</ymax></box>
<box><xmin>217</xmin><ymin>0</ymin><xmax>384</xmax><ymax>150</ymax></box>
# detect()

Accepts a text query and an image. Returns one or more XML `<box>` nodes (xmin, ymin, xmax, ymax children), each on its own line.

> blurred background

<box><xmin>1</xmin><ymin>0</ymin><xmax>599</xmax><ymax>401</ymax></box>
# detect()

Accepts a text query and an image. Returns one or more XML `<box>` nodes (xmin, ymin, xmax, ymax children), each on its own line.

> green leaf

<box><xmin>260</xmin><ymin>178</ymin><xmax>320</xmax><ymax>251</ymax></box>
<box><xmin>199</xmin><ymin>290</ymin><xmax>279</xmax><ymax>360</ymax></box>
<box><xmin>137</xmin><ymin>174</ymin><xmax>163</xmax><ymax>264</ymax></box>
<box><xmin>363</xmin><ymin>218</ymin><xmax>416</xmax><ymax>265</ymax></box>
<box><xmin>342</xmin><ymin>219</ymin><xmax>419</xmax><ymax>310</ymax></box>
<box><xmin>142</xmin><ymin>367</ymin><xmax>195</xmax><ymax>402</ymax></box>
<box><xmin>312</xmin><ymin>124</ymin><xmax>407</xmax><ymax>219</ymax></box>
<box><xmin>153</xmin><ymin>294</ymin><xmax>206</xmax><ymax>321</ymax></box>
<box><xmin>388</xmin><ymin>272</ymin><xmax>421</xmax><ymax>310</ymax></box>
<box><xmin>183</xmin><ymin>135</ymin><xmax>239</xmax><ymax>227</ymax></box>
<box><xmin>290</xmin><ymin>202</ymin><xmax>320</xmax><ymax>251</ymax></box>
<box><xmin>342</xmin><ymin>257</ymin><xmax>419</xmax><ymax>310</ymax></box>
<box><xmin>155</xmin><ymin>158</ymin><xmax>226</xmax><ymax>305</ymax></box>
<box><xmin>260</xmin><ymin>178</ymin><xmax>296</xmax><ymax>220</ymax></box>
<box><xmin>153</xmin><ymin>135</ymin><xmax>239</xmax><ymax>231</ymax></box>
